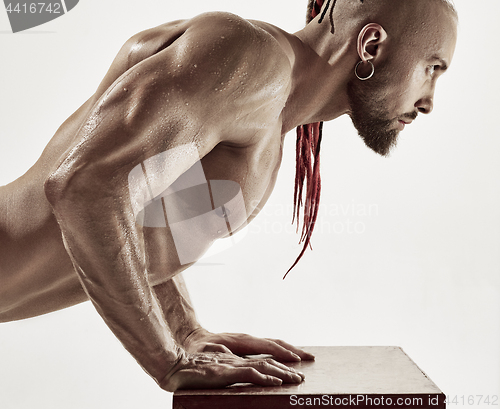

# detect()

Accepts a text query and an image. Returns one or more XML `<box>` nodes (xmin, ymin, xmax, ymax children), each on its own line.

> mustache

<box><xmin>401</xmin><ymin>111</ymin><xmax>419</xmax><ymax>121</ymax></box>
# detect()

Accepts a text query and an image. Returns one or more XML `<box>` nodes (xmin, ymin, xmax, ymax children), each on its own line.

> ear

<box><xmin>356</xmin><ymin>23</ymin><xmax>388</xmax><ymax>63</ymax></box>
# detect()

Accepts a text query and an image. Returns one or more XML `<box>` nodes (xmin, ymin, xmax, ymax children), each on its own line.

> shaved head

<box><xmin>308</xmin><ymin>0</ymin><xmax>458</xmax><ymax>35</ymax></box>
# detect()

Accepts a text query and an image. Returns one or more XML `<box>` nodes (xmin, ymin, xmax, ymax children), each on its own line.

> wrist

<box><xmin>157</xmin><ymin>348</ymin><xmax>189</xmax><ymax>392</ymax></box>
<box><xmin>182</xmin><ymin>327</ymin><xmax>211</xmax><ymax>349</ymax></box>
<box><xmin>175</xmin><ymin>323</ymin><xmax>201</xmax><ymax>346</ymax></box>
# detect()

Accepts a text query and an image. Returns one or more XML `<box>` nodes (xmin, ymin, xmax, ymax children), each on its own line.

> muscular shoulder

<box><xmin>182</xmin><ymin>13</ymin><xmax>292</xmax><ymax>137</ymax></box>
<box><xmin>188</xmin><ymin>12</ymin><xmax>289</xmax><ymax>58</ymax></box>
<box><xmin>98</xmin><ymin>12</ymin><xmax>292</xmax><ymax>97</ymax></box>
<box><xmin>122</xmin><ymin>12</ymin><xmax>291</xmax><ymax>74</ymax></box>
<box><xmin>122</xmin><ymin>12</ymin><xmax>292</xmax><ymax>141</ymax></box>
<box><xmin>180</xmin><ymin>12</ymin><xmax>292</xmax><ymax>87</ymax></box>
<box><xmin>110</xmin><ymin>12</ymin><xmax>292</xmax><ymax>107</ymax></box>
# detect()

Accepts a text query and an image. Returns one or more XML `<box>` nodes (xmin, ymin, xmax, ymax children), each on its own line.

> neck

<box><xmin>280</xmin><ymin>21</ymin><xmax>356</xmax><ymax>134</ymax></box>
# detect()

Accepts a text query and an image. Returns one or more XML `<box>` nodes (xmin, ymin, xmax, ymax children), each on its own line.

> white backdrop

<box><xmin>1</xmin><ymin>1</ymin><xmax>498</xmax><ymax>408</ymax></box>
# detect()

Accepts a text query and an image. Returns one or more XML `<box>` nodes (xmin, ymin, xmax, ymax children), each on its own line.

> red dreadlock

<box><xmin>284</xmin><ymin>0</ymin><xmax>326</xmax><ymax>278</ymax></box>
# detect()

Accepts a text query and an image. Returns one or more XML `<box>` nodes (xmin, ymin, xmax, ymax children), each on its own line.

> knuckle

<box><xmin>243</xmin><ymin>367</ymin><xmax>259</xmax><ymax>376</ymax></box>
<box><xmin>255</xmin><ymin>361</ymin><xmax>268</xmax><ymax>369</ymax></box>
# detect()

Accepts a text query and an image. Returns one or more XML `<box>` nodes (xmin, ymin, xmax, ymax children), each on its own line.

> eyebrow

<box><xmin>430</xmin><ymin>56</ymin><xmax>449</xmax><ymax>71</ymax></box>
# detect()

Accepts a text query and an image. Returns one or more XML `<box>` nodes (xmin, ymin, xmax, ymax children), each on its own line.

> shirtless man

<box><xmin>0</xmin><ymin>0</ymin><xmax>457</xmax><ymax>392</ymax></box>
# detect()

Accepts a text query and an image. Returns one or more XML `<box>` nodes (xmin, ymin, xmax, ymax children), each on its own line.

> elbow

<box><xmin>44</xmin><ymin>164</ymin><xmax>85</xmax><ymax>209</ymax></box>
<box><xmin>44</xmin><ymin>161</ymin><xmax>122</xmax><ymax>213</ymax></box>
<box><xmin>44</xmin><ymin>169</ymin><xmax>68</xmax><ymax>208</ymax></box>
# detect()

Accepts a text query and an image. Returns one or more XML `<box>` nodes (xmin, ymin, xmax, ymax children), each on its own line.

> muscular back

<box><xmin>0</xmin><ymin>13</ymin><xmax>293</xmax><ymax>321</ymax></box>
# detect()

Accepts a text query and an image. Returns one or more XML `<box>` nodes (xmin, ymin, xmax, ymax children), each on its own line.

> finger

<box><xmin>169</xmin><ymin>360</ymin><xmax>283</xmax><ymax>390</ymax></box>
<box><xmin>266</xmin><ymin>339</ymin><xmax>316</xmax><ymax>361</ymax></box>
<box><xmin>245</xmin><ymin>356</ymin><xmax>305</xmax><ymax>380</ymax></box>
<box><xmin>202</xmin><ymin>343</ymin><xmax>233</xmax><ymax>354</ymax></box>
<box><xmin>242</xmin><ymin>338</ymin><xmax>304</xmax><ymax>362</ymax></box>
<box><xmin>224</xmin><ymin>335</ymin><xmax>301</xmax><ymax>362</ymax></box>
<box><xmin>244</xmin><ymin>358</ymin><xmax>304</xmax><ymax>384</ymax></box>
<box><xmin>204</xmin><ymin>366</ymin><xmax>283</xmax><ymax>388</ymax></box>
<box><xmin>217</xmin><ymin>354</ymin><xmax>304</xmax><ymax>382</ymax></box>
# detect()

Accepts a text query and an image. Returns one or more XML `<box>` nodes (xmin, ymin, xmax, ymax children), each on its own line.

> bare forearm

<box><xmin>85</xmin><ymin>271</ymin><xmax>182</xmax><ymax>379</ymax></box>
<box><xmin>47</xmin><ymin>180</ymin><xmax>182</xmax><ymax>383</ymax></box>
<box><xmin>153</xmin><ymin>273</ymin><xmax>202</xmax><ymax>346</ymax></box>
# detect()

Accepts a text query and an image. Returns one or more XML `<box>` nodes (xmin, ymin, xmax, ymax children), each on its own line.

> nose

<box><xmin>415</xmin><ymin>82</ymin><xmax>436</xmax><ymax>114</ymax></box>
<box><xmin>415</xmin><ymin>95</ymin><xmax>434</xmax><ymax>114</ymax></box>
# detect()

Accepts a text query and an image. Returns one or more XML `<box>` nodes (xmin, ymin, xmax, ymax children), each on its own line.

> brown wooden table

<box><xmin>173</xmin><ymin>346</ymin><xmax>445</xmax><ymax>409</ymax></box>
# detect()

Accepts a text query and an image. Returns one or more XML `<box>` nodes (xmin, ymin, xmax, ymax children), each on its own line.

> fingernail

<box><xmin>272</xmin><ymin>377</ymin><xmax>283</xmax><ymax>385</ymax></box>
<box><xmin>291</xmin><ymin>353</ymin><xmax>301</xmax><ymax>361</ymax></box>
<box><xmin>293</xmin><ymin>374</ymin><xmax>303</xmax><ymax>382</ymax></box>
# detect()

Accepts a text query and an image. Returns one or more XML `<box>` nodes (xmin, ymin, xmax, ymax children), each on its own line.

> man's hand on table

<box><xmin>162</xmin><ymin>349</ymin><xmax>306</xmax><ymax>391</ymax></box>
<box><xmin>183</xmin><ymin>328</ymin><xmax>315</xmax><ymax>362</ymax></box>
<box><xmin>161</xmin><ymin>328</ymin><xmax>315</xmax><ymax>391</ymax></box>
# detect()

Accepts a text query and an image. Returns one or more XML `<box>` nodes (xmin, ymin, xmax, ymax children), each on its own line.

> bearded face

<box><xmin>347</xmin><ymin>59</ymin><xmax>418</xmax><ymax>157</ymax></box>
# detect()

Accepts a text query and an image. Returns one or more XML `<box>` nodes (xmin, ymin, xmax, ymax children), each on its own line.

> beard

<box><xmin>346</xmin><ymin>64</ymin><xmax>417</xmax><ymax>157</ymax></box>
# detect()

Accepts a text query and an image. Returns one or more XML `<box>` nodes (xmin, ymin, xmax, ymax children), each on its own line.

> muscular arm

<box><xmin>153</xmin><ymin>274</ymin><xmax>201</xmax><ymax>346</ymax></box>
<box><xmin>44</xmin><ymin>13</ymin><xmax>299</xmax><ymax>390</ymax></box>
